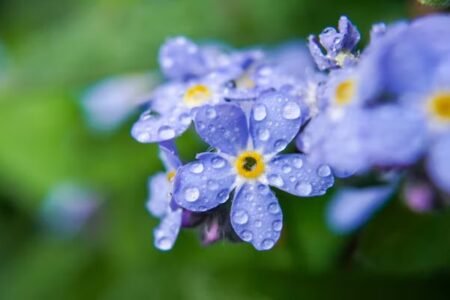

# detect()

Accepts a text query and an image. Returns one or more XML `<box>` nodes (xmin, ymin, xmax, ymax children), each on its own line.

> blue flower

<box><xmin>132</xmin><ymin>37</ymin><xmax>267</xmax><ymax>144</ymax></box>
<box><xmin>327</xmin><ymin>184</ymin><xmax>395</xmax><ymax>234</ymax></box>
<box><xmin>172</xmin><ymin>91</ymin><xmax>334</xmax><ymax>250</ymax></box>
<box><xmin>146</xmin><ymin>142</ymin><xmax>186</xmax><ymax>251</ymax></box>
<box><xmin>81</xmin><ymin>73</ymin><xmax>158</xmax><ymax>132</ymax></box>
<box><xmin>357</xmin><ymin>14</ymin><xmax>450</xmax><ymax>192</ymax></box>
<box><xmin>308</xmin><ymin>16</ymin><xmax>360</xmax><ymax>71</ymax></box>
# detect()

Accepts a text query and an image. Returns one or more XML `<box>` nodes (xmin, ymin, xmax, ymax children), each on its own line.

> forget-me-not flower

<box><xmin>172</xmin><ymin>91</ymin><xmax>334</xmax><ymax>250</ymax></box>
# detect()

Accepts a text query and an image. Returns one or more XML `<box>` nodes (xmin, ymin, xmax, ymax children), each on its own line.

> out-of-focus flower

<box><xmin>308</xmin><ymin>16</ymin><xmax>360</xmax><ymax>71</ymax></box>
<box><xmin>172</xmin><ymin>91</ymin><xmax>334</xmax><ymax>250</ymax></box>
<box><xmin>327</xmin><ymin>184</ymin><xmax>395</xmax><ymax>234</ymax></box>
<box><xmin>40</xmin><ymin>183</ymin><xmax>102</xmax><ymax>237</ymax></box>
<box><xmin>403</xmin><ymin>181</ymin><xmax>436</xmax><ymax>213</ymax></box>
<box><xmin>81</xmin><ymin>73</ymin><xmax>159</xmax><ymax>132</ymax></box>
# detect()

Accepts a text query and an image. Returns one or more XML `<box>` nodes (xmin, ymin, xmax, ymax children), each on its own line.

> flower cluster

<box><xmin>130</xmin><ymin>15</ymin><xmax>450</xmax><ymax>251</ymax></box>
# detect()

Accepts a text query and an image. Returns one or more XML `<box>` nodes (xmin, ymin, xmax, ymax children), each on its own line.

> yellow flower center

<box><xmin>183</xmin><ymin>84</ymin><xmax>212</xmax><ymax>107</ymax></box>
<box><xmin>428</xmin><ymin>93</ymin><xmax>450</xmax><ymax>123</ymax></box>
<box><xmin>334</xmin><ymin>79</ymin><xmax>355</xmax><ymax>106</ymax></box>
<box><xmin>166</xmin><ymin>171</ymin><xmax>176</xmax><ymax>182</ymax></box>
<box><xmin>235</xmin><ymin>151</ymin><xmax>265</xmax><ymax>179</ymax></box>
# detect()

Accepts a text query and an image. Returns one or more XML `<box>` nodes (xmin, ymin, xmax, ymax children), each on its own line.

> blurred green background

<box><xmin>0</xmin><ymin>0</ymin><xmax>449</xmax><ymax>299</ymax></box>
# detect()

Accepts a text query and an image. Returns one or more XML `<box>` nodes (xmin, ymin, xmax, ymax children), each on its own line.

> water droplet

<box><xmin>253</xmin><ymin>104</ymin><xmax>267</xmax><ymax>121</ymax></box>
<box><xmin>137</xmin><ymin>132</ymin><xmax>150</xmax><ymax>142</ymax></box>
<box><xmin>184</xmin><ymin>187</ymin><xmax>200</xmax><ymax>202</ymax></box>
<box><xmin>258</xmin><ymin>128</ymin><xmax>270</xmax><ymax>141</ymax></box>
<box><xmin>254</xmin><ymin>220</ymin><xmax>262</xmax><ymax>228</ymax></box>
<box><xmin>156</xmin><ymin>237</ymin><xmax>172</xmax><ymax>250</ymax></box>
<box><xmin>289</xmin><ymin>176</ymin><xmax>296</xmax><ymax>182</ymax></box>
<box><xmin>217</xmin><ymin>189</ymin><xmax>229</xmax><ymax>203</ymax></box>
<box><xmin>206</xmin><ymin>107</ymin><xmax>217</xmax><ymax>119</ymax></box>
<box><xmin>296</xmin><ymin>182</ymin><xmax>312</xmax><ymax>196</ymax></box>
<box><xmin>190</xmin><ymin>162</ymin><xmax>204</xmax><ymax>174</ymax></box>
<box><xmin>211</xmin><ymin>157</ymin><xmax>226</xmax><ymax>168</ymax></box>
<box><xmin>272</xmin><ymin>220</ymin><xmax>282</xmax><ymax>231</ymax></box>
<box><xmin>282</xmin><ymin>165</ymin><xmax>292</xmax><ymax>174</ymax></box>
<box><xmin>269</xmin><ymin>174</ymin><xmax>284</xmax><ymax>187</ymax></box>
<box><xmin>268</xmin><ymin>202</ymin><xmax>280</xmax><ymax>214</ymax></box>
<box><xmin>257</xmin><ymin>184</ymin><xmax>270</xmax><ymax>195</ymax></box>
<box><xmin>232</xmin><ymin>209</ymin><xmax>249</xmax><ymax>225</ymax></box>
<box><xmin>179</xmin><ymin>113</ymin><xmax>191</xmax><ymax>125</ymax></box>
<box><xmin>241</xmin><ymin>230</ymin><xmax>253</xmax><ymax>242</ymax></box>
<box><xmin>207</xmin><ymin>180</ymin><xmax>219</xmax><ymax>191</ymax></box>
<box><xmin>317</xmin><ymin>165</ymin><xmax>331</xmax><ymax>177</ymax></box>
<box><xmin>158</xmin><ymin>126</ymin><xmax>176</xmax><ymax>140</ymax></box>
<box><xmin>282</xmin><ymin>101</ymin><xmax>301</xmax><ymax>120</ymax></box>
<box><xmin>274</xmin><ymin>139</ymin><xmax>287</xmax><ymax>152</ymax></box>
<box><xmin>260</xmin><ymin>238</ymin><xmax>274</xmax><ymax>250</ymax></box>
<box><xmin>293</xmin><ymin>158</ymin><xmax>303</xmax><ymax>168</ymax></box>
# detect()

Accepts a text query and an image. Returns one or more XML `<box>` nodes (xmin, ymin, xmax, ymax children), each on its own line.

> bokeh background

<box><xmin>0</xmin><ymin>0</ymin><xmax>449</xmax><ymax>299</ymax></box>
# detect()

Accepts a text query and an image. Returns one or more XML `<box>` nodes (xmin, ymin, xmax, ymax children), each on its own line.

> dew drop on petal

<box><xmin>274</xmin><ymin>139</ymin><xmax>288</xmax><ymax>152</ymax></box>
<box><xmin>317</xmin><ymin>165</ymin><xmax>331</xmax><ymax>177</ymax></box>
<box><xmin>282</xmin><ymin>101</ymin><xmax>301</xmax><ymax>120</ymax></box>
<box><xmin>232</xmin><ymin>209</ymin><xmax>249</xmax><ymax>225</ymax></box>
<box><xmin>207</xmin><ymin>180</ymin><xmax>219</xmax><ymax>191</ymax></box>
<box><xmin>260</xmin><ymin>238</ymin><xmax>275</xmax><ymax>250</ymax></box>
<box><xmin>282</xmin><ymin>165</ymin><xmax>292</xmax><ymax>174</ymax></box>
<box><xmin>184</xmin><ymin>187</ymin><xmax>200</xmax><ymax>202</ymax></box>
<box><xmin>296</xmin><ymin>182</ymin><xmax>312</xmax><ymax>196</ymax></box>
<box><xmin>241</xmin><ymin>230</ymin><xmax>253</xmax><ymax>242</ymax></box>
<box><xmin>272</xmin><ymin>220</ymin><xmax>282</xmax><ymax>231</ymax></box>
<box><xmin>254</xmin><ymin>220</ymin><xmax>262</xmax><ymax>228</ymax></box>
<box><xmin>258</xmin><ymin>128</ymin><xmax>270</xmax><ymax>141</ymax></box>
<box><xmin>206</xmin><ymin>107</ymin><xmax>217</xmax><ymax>119</ymax></box>
<box><xmin>268</xmin><ymin>202</ymin><xmax>280</xmax><ymax>214</ymax></box>
<box><xmin>253</xmin><ymin>104</ymin><xmax>267</xmax><ymax>121</ymax></box>
<box><xmin>158</xmin><ymin>126</ymin><xmax>176</xmax><ymax>140</ymax></box>
<box><xmin>269</xmin><ymin>174</ymin><xmax>284</xmax><ymax>187</ymax></box>
<box><xmin>190</xmin><ymin>162</ymin><xmax>204</xmax><ymax>174</ymax></box>
<box><xmin>293</xmin><ymin>158</ymin><xmax>303</xmax><ymax>168</ymax></box>
<box><xmin>155</xmin><ymin>237</ymin><xmax>172</xmax><ymax>250</ymax></box>
<box><xmin>179</xmin><ymin>113</ymin><xmax>191</xmax><ymax>125</ymax></box>
<box><xmin>211</xmin><ymin>157</ymin><xmax>226</xmax><ymax>169</ymax></box>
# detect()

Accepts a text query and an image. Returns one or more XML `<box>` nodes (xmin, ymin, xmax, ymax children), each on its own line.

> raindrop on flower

<box><xmin>233</xmin><ymin>209</ymin><xmax>249</xmax><ymax>225</ymax></box>
<box><xmin>269</xmin><ymin>174</ymin><xmax>284</xmax><ymax>187</ymax></box>
<box><xmin>258</xmin><ymin>129</ymin><xmax>270</xmax><ymax>141</ymax></box>
<box><xmin>317</xmin><ymin>165</ymin><xmax>331</xmax><ymax>177</ymax></box>
<box><xmin>184</xmin><ymin>187</ymin><xmax>200</xmax><ymax>202</ymax></box>
<box><xmin>190</xmin><ymin>162</ymin><xmax>204</xmax><ymax>174</ymax></box>
<box><xmin>158</xmin><ymin>126</ymin><xmax>176</xmax><ymax>140</ymax></box>
<box><xmin>156</xmin><ymin>237</ymin><xmax>172</xmax><ymax>250</ymax></box>
<box><xmin>282</xmin><ymin>101</ymin><xmax>301</xmax><ymax>120</ymax></box>
<box><xmin>253</xmin><ymin>104</ymin><xmax>267</xmax><ymax>121</ymax></box>
<box><xmin>268</xmin><ymin>202</ymin><xmax>280</xmax><ymax>214</ymax></box>
<box><xmin>241</xmin><ymin>230</ymin><xmax>253</xmax><ymax>242</ymax></box>
<box><xmin>296</xmin><ymin>182</ymin><xmax>312</xmax><ymax>196</ymax></box>
<box><xmin>272</xmin><ymin>220</ymin><xmax>282</xmax><ymax>231</ymax></box>
<box><xmin>211</xmin><ymin>157</ymin><xmax>226</xmax><ymax>169</ymax></box>
<box><xmin>260</xmin><ymin>238</ymin><xmax>274</xmax><ymax>250</ymax></box>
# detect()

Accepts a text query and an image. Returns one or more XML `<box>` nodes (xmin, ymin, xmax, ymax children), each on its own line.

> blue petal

<box><xmin>250</xmin><ymin>91</ymin><xmax>304</xmax><ymax>155</ymax></box>
<box><xmin>173</xmin><ymin>153</ymin><xmax>236</xmax><ymax>212</ymax></box>
<box><xmin>81</xmin><ymin>73</ymin><xmax>157</xmax><ymax>132</ymax></box>
<box><xmin>427</xmin><ymin>134</ymin><xmax>450</xmax><ymax>194</ymax></box>
<box><xmin>231</xmin><ymin>183</ymin><xmax>283</xmax><ymax>251</ymax></box>
<box><xmin>193</xmin><ymin>104</ymin><xmax>249</xmax><ymax>155</ymax></box>
<box><xmin>159</xmin><ymin>142</ymin><xmax>182</xmax><ymax>171</ymax></box>
<box><xmin>308</xmin><ymin>35</ymin><xmax>334</xmax><ymax>71</ymax></box>
<box><xmin>131</xmin><ymin>105</ymin><xmax>192</xmax><ymax>143</ymax></box>
<box><xmin>153</xmin><ymin>208</ymin><xmax>182</xmax><ymax>251</ymax></box>
<box><xmin>158</xmin><ymin>36</ymin><xmax>207</xmax><ymax>80</ymax></box>
<box><xmin>267</xmin><ymin>154</ymin><xmax>334</xmax><ymax>197</ymax></box>
<box><xmin>327</xmin><ymin>185</ymin><xmax>394</xmax><ymax>234</ymax></box>
<box><xmin>338</xmin><ymin>16</ymin><xmax>360</xmax><ymax>51</ymax></box>
<box><xmin>146</xmin><ymin>173</ymin><xmax>172</xmax><ymax>218</ymax></box>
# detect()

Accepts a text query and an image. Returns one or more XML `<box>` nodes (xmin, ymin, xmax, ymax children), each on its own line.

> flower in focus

<box><xmin>147</xmin><ymin>142</ymin><xmax>204</xmax><ymax>250</ymax></box>
<box><xmin>172</xmin><ymin>91</ymin><xmax>334</xmax><ymax>250</ymax></box>
<box><xmin>308</xmin><ymin>16</ymin><xmax>360</xmax><ymax>71</ymax></box>
<box><xmin>132</xmin><ymin>37</ymin><xmax>265</xmax><ymax>143</ymax></box>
